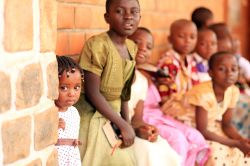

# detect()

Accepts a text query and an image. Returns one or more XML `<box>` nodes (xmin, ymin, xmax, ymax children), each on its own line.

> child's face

<box><xmin>217</xmin><ymin>38</ymin><xmax>233</xmax><ymax>52</ymax></box>
<box><xmin>209</xmin><ymin>54</ymin><xmax>239</xmax><ymax>88</ymax></box>
<box><xmin>55</xmin><ymin>70</ymin><xmax>82</xmax><ymax>110</ymax></box>
<box><xmin>169</xmin><ymin>23</ymin><xmax>197</xmax><ymax>55</ymax></box>
<box><xmin>129</xmin><ymin>29</ymin><xmax>153</xmax><ymax>64</ymax></box>
<box><xmin>105</xmin><ymin>0</ymin><xmax>140</xmax><ymax>37</ymax></box>
<box><xmin>195</xmin><ymin>30</ymin><xmax>217</xmax><ymax>60</ymax></box>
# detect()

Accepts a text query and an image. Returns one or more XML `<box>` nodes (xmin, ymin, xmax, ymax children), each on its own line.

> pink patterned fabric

<box><xmin>143</xmin><ymin>84</ymin><xmax>210</xmax><ymax>166</ymax></box>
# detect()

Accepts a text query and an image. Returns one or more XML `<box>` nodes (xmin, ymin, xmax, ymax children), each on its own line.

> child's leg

<box><xmin>162</xmin><ymin>117</ymin><xmax>210</xmax><ymax>166</ymax></box>
<box><xmin>156</xmin><ymin>123</ymin><xmax>188</xmax><ymax>165</ymax></box>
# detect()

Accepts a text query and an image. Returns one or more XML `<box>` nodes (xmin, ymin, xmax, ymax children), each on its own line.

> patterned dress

<box><xmin>129</xmin><ymin>70</ymin><xmax>181</xmax><ymax>166</ymax></box>
<box><xmin>187</xmin><ymin>81</ymin><xmax>250</xmax><ymax>166</ymax></box>
<box><xmin>55</xmin><ymin>106</ymin><xmax>81</xmax><ymax>166</ymax></box>
<box><xmin>232</xmin><ymin>93</ymin><xmax>250</xmax><ymax>138</ymax></box>
<box><xmin>75</xmin><ymin>32</ymin><xmax>136</xmax><ymax>166</ymax></box>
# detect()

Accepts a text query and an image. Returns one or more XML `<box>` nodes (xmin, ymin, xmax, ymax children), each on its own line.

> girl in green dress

<box><xmin>75</xmin><ymin>0</ymin><xmax>141</xmax><ymax>165</ymax></box>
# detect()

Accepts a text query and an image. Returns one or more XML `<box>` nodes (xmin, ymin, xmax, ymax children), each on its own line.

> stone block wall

<box><xmin>0</xmin><ymin>0</ymin><xmax>59</xmax><ymax>165</ymax></box>
<box><xmin>56</xmin><ymin>0</ymin><xmax>226</xmax><ymax>64</ymax></box>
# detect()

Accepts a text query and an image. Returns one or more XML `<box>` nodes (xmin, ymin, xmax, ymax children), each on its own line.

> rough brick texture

<box><xmin>1</xmin><ymin>0</ymin><xmax>59</xmax><ymax>165</ymax></box>
<box><xmin>26</xmin><ymin>159</ymin><xmax>42</xmax><ymax>166</ymax></box>
<box><xmin>16</xmin><ymin>63</ymin><xmax>43</xmax><ymax>110</ymax></box>
<box><xmin>57</xmin><ymin>3</ymin><xmax>75</xmax><ymax>29</ymax></box>
<box><xmin>4</xmin><ymin>0</ymin><xmax>33</xmax><ymax>52</ymax></box>
<box><xmin>34</xmin><ymin>107</ymin><xmax>58</xmax><ymax>151</ymax></box>
<box><xmin>2</xmin><ymin>116</ymin><xmax>31</xmax><ymax>164</ymax></box>
<box><xmin>40</xmin><ymin>0</ymin><xmax>57</xmax><ymax>52</ymax></box>
<box><xmin>47</xmin><ymin>61</ymin><xmax>59</xmax><ymax>100</ymax></box>
<box><xmin>46</xmin><ymin>148</ymin><xmax>58</xmax><ymax>166</ymax></box>
<box><xmin>0</xmin><ymin>72</ymin><xmax>11</xmax><ymax>113</ymax></box>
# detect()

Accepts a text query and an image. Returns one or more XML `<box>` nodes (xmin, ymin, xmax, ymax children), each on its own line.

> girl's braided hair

<box><xmin>56</xmin><ymin>56</ymin><xmax>84</xmax><ymax>80</ymax></box>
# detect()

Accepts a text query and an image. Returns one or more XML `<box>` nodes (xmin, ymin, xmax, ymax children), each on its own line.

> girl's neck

<box><xmin>107</xmin><ymin>30</ymin><xmax>127</xmax><ymax>45</ymax></box>
<box><xmin>58</xmin><ymin>107</ymin><xmax>68</xmax><ymax>112</ymax></box>
<box><xmin>212</xmin><ymin>82</ymin><xmax>227</xmax><ymax>102</ymax></box>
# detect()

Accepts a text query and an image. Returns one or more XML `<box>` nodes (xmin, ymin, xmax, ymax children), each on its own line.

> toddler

<box><xmin>55</xmin><ymin>56</ymin><xmax>83</xmax><ymax>166</ymax></box>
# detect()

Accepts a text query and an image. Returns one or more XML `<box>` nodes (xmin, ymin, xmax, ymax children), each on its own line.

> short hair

<box><xmin>208</xmin><ymin>51</ymin><xmax>235</xmax><ymax>70</ymax></box>
<box><xmin>208</xmin><ymin>23</ymin><xmax>231</xmax><ymax>39</ymax></box>
<box><xmin>137</xmin><ymin>27</ymin><xmax>152</xmax><ymax>35</ymax></box>
<box><xmin>170</xmin><ymin>19</ymin><xmax>196</xmax><ymax>36</ymax></box>
<box><xmin>191</xmin><ymin>7</ymin><xmax>213</xmax><ymax>29</ymax></box>
<box><xmin>56</xmin><ymin>56</ymin><xmax>84</xmax><ymax>80</ymax></box>
<box><xmin>106</xmin><ymin>0</ymin><xmax>140</xmax><ymax>13</ymax></box>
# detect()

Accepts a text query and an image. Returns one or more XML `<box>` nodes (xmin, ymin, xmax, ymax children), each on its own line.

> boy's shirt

<box><xmin>189</xmin><ymin>53</ymin><xmax>211</xmax><ymax>83</ymax></box>
<box><xmin>157</xmin><ymin>49</ymin><xmax>200</xmax><ymax>95</ymax></box>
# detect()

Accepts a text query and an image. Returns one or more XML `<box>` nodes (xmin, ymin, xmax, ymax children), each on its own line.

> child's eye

<box><xmin>74</xmin><ymin>85</ymin><xmax>81</xmax><ymax>91</ymax></box>
<box><xmin>232</xmin><ymin>67</ymin><xmax>238</xmax><ymax>72</ymax></box>
<box><xmin>116</xmin><ymin>8</ymin><xmax>124</xmax><ymax>15</ymax></box>
<box><xmin>178</xmin><ymin>34</ymin><xmax>184</xmax><ymax>38</ymax></box>
<box><xmin>131</xmin><ymin>8</ymin><xmax>140</xmax><ymax>15</ymax></box>
<box><xmin>147</xmin><ymin>44</ymin><xmax>153</xmax><ymax>50</ymax></box>
<box><xmin>134</xmin><ymin>40</ymin><xmax>139</xmax><ymax>45</ymax></box>
<box><xmin>218</xmin><ymin>66</ymin><xmax>225</xmax><ymax>71</ymax></box>
<box><xmin>190</xmin><ymin>35</ymin><xmax>196</xmax><ymax>40</ymax></box>
<box><xmin>60</xmin><ymin>86</ymin><xmax>68</xmax><ymax>91</ymax></box>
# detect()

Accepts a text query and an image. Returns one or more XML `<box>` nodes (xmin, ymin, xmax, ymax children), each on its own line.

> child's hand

<box><xmin>236</xmin><ymin>140</ymin><xmax>250</xmax><ymax>156</ymax></box>
<box><xmin>135</xmin><ymin>124</ymin><xmax>158</xmax><ymax>142</ymax></box>
<box><xmin>161</xmin><ymin>97</ymin><xmax>178</xmax><ymax>117</ymax></box>
<box><xmin>119</xmin><ymin>122</ymin><xmax>135</xmax><ymax>148</ymax></box>
<box><xmin>58</xmin><ymin>118</ymin><xmax>65</xmax><ymax>130</ymax></box>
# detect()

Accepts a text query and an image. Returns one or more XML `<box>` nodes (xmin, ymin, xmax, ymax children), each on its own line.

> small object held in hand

<box><xmin>102</xmin><ymin>121</ymin><xmax>122</xmax><ymax>155</ymax></box>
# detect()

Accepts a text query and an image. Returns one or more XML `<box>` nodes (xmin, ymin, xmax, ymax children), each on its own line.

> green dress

<box><xmin>75</xmin><ymin>32</ymin><xmax>137</xmax><ymax>166</ymax></box>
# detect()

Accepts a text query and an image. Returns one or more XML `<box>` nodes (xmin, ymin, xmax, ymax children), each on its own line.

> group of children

<box><xmin>53</xmin><ymin>0</ymin><xmax>250</xmax><ymax>165</ymax></box>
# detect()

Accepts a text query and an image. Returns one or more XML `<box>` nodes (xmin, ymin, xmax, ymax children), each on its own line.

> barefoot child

<box><xmin>55</xmin><ymin>56</ymin><xmax>84</xmax><ymax>166</ymax></box>
<box><xmin>75</xmin><ymin>0</ymin><xmax>141</xmax><ymax>165</ymax></box>
<box><xmin>187</xmin><ymin>52</ymin><xmax>250</xmax><ymax>165</ymax></box>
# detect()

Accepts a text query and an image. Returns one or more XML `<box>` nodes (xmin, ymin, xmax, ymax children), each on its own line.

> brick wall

<box><xmin>56</xmin><ymin>0</ymin><xmax>227</xmax><ymax>64</ymax></box>
<box><xmin>0</xmin><ymin>0</ymin><xmax>59</xmax><ymax>165</ymax></box>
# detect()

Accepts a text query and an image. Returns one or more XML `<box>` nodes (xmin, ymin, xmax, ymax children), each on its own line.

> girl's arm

<box><xmin>131</xmin><ymin>100</ymin><xmax>158</xmax><ymax>142</ymax></box>
<box><xmin>222</xmin><ymin>108</ymin><xmax>244</xmax><ymax>140</ymax></box>
<box><xmin>84</xmin><ymin>71</ymin><xmax>135</xmax><ymax>147</ymax></box>
<box><xmin>196</xmin><ymin>106</ymin><xmax>239</xmax><ymax>147</ymax></box>
<box><xmin>131</xmin><ymin>100</ymin><xmax>146</xmax><ymax>128</ymax></box>
<box><xmin>222</xmin><ymin>108</ymin><xmax>250</xmax><ymax>155</ymax></box>
<box><xmin>121</xmin><ymin>101</ymin><xmax>130</xmax><ymax>123</ymax></box>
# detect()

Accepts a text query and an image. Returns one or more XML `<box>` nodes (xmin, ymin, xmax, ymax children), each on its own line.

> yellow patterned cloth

<box><xmin>187</xmin><ymin>81</ymin><xmax>250</xmax><ymax>166</ymax></box>
<box><xmin>75</xmin><ymin>32</ymin><xmax>137</xmax><ymax>166</ymax></box>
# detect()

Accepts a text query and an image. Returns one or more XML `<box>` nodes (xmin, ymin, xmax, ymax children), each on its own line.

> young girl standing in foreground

<box><xmin>187</xmin><ymin>52</ymin><xmax>250</xmax><ymax>165</ymax></box>
<box><xmin>75</xmin><ymin>0</ymin><xmax>140</xmax><ymax>165</ymax></box>
<box><xmin>55</xmin><ymin>56</ymin><xmax>83</xmax><ymax>166</ymax></box>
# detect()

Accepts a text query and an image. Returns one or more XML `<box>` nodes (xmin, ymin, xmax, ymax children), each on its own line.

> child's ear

<box><xmin>208</xmin><ymin>69</ymin><xmax>213</xmax><ymax>78</ymax></box>
<box><xmin>168</xmin><ymin>35</ymin><xmax>172</xmax><ymax>44</ymax></box>
<box><xmin>104</xmin><ymin>13</ymin><xmax>109</xmax><ymax>24</ymax></box>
